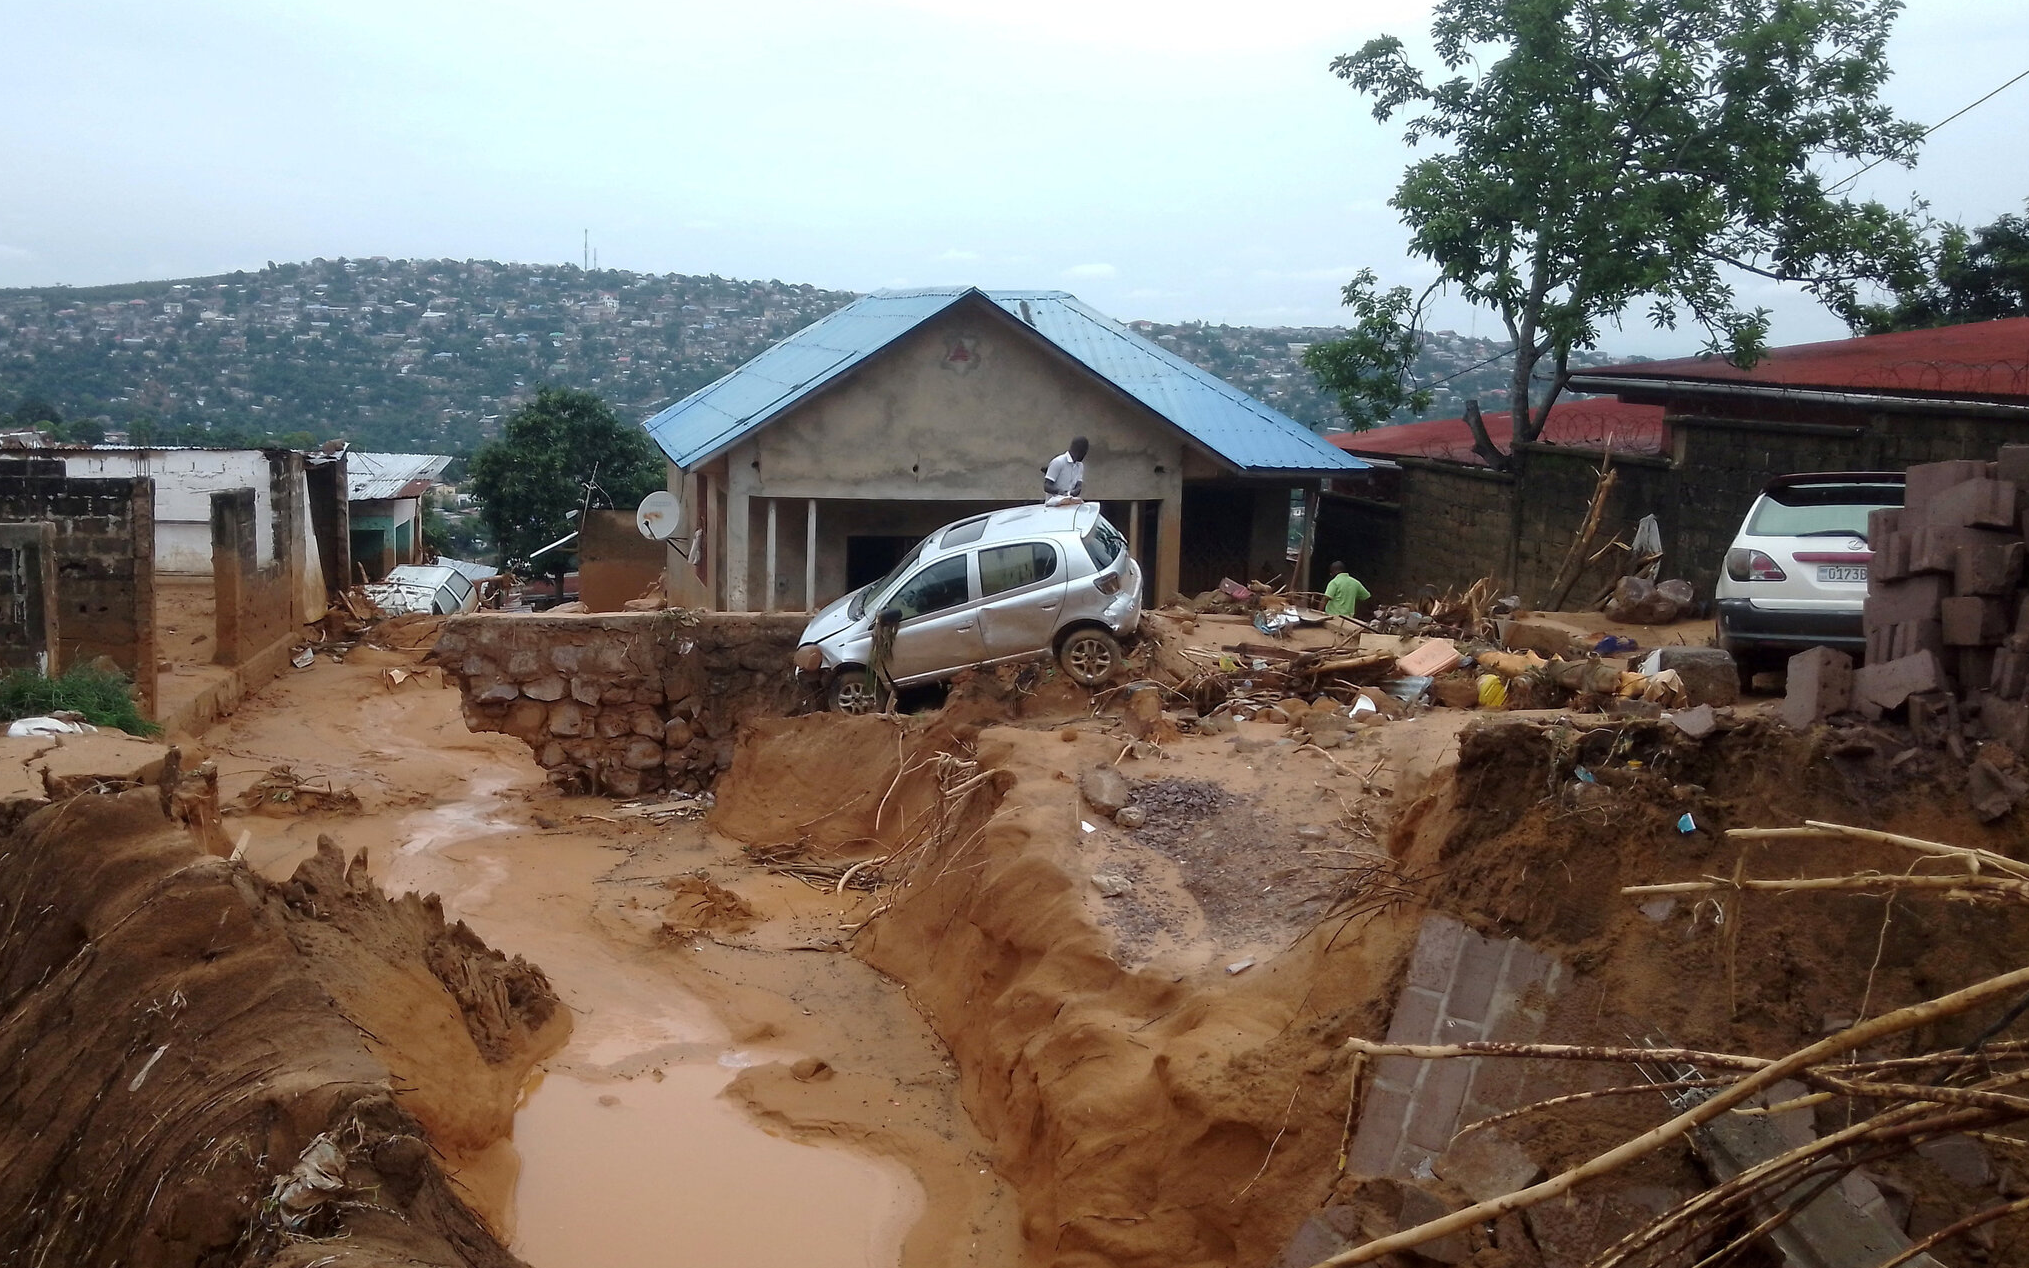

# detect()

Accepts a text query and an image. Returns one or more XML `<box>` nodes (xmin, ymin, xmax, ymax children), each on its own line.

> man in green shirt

<box><xmin>1323</xmin><ymin>561</ymin><xmax>1371</xmax><ymax>618</ymax></box>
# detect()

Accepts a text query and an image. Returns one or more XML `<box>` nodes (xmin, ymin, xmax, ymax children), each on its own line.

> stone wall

<box><xmin>436</xmin><ymin>610</ymin><xmax>811</xmax><ymax>795</ymax></box>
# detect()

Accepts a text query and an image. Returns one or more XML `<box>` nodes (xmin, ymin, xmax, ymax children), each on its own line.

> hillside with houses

<box><xmin>0</xmin><ymin>257</ymin><xmax>1628</xmax><ymax>451</ymax></box>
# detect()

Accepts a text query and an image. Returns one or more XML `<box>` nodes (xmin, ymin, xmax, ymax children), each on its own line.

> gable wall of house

<box><xmin>734</xmin><ymin>303</ymin><xmax>1189</xmax><ymax>504</ymax></box>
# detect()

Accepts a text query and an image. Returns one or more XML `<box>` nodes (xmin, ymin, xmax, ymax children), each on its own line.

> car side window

<box><xmin>888</xmin><ymin>555</ymin><xmax>970</xmax><ymax>619</ymax></box>
<box><xmin>979</xmin><ymin>543</ymin><xmax>1058</xmax><ymax>598</ymax></box>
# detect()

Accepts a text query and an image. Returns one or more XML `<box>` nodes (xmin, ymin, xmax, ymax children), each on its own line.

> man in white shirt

<box><xmin>1043</xmin><ymin>436</ymin><xmax>1089</xmax><ymax>502</ymax></box>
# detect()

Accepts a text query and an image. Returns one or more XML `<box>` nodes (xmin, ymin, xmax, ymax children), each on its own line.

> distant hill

<box><xmin>0</xmin><ymin>258</ymin><xmax>1632</xmax><ymax>452</ymax></box>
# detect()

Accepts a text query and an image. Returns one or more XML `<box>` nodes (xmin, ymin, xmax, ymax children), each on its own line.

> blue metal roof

<box><xmin>642</xmin><ymin>287</ymin><xmax>1365</xmax><ymax>475</ymax></box>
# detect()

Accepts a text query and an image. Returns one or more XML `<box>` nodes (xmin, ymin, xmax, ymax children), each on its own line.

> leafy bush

<box><xmin>0</xmin><ymin>664</ymin><xmax>160</xmax><ymax>737</ymax></box>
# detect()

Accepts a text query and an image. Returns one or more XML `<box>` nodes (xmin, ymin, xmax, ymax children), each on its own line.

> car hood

<box><xmin>800</xmin><ymin>588</ymin><xmax>865</xmax><ymax>645</ymax></box>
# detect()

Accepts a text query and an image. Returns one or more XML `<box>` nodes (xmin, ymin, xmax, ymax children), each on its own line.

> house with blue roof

<box><xmin>638</xmin><ymin>287</ymin><xmax>1364</xmax><ymax>610</ymax></box>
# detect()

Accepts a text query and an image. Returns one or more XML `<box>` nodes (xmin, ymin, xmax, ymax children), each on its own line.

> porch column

<box><xmin>703</xmin><ymin>473</ymin><xmax>722</xmax><ymax>608</ymax></box>
<box><xmin>1126</xmin><ymin>499</ymin><xmax>1141</xmax><ymax>563</ymax></box>
<box><xmin>764</xmin><ymin>498</ymin><xmax>778</xmax><ymax>613</ymax></box>
<box><xmin>1156</xmin><ymin>494</ymin><xmax>1182</xmax><ymax>602</ymax></box>
<box><xmin>725</xmin><ymin>487</ymin><xmax>750</xmax><ymax>611</ymax></box>
<box><xmin>806</xmin><ymin>499</ymin><xmax>818</xmax><ymax>611</ymax></box>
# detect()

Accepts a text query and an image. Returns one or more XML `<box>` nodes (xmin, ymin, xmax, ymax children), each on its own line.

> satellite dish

<box><xmin>635</xmin><ymin>490</ymin><xmax>685</xmax><ymax>542</ymax></box>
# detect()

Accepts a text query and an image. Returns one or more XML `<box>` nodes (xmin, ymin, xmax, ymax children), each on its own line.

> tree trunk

<box><xmin>1461</xmin><ymin>400</ymin><xmax>1505</xmax><ymax>470</ymax></box>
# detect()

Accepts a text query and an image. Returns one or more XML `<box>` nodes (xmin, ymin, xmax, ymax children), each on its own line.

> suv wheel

<box><xmin>1058</xmin><ymin>628</ymin><xmax>1122</xmax><ymax>686</ymax></box>
<box><xmin>828</xmin><ymin>668</ymin><xmax>879</xmax><ymax>715</ymax></box>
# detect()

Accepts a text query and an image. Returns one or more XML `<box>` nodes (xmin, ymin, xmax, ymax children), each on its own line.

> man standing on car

<box><xmin>1043</xmin><ymin>436</ymin><xmax>1088</xmax><ymax>502</ymax></box>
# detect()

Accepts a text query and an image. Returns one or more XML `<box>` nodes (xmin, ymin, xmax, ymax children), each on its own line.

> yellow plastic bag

<box><xmin>1477</xmin><ymin>673</ymin><xmax>1507</xmax><ymax>709</ymax></box>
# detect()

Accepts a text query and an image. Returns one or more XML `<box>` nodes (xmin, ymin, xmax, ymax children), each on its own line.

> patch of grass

<box><xmin>0</xmin><ymin>664</ymin><xmax>161</xmax><ymax>737</ymax></box>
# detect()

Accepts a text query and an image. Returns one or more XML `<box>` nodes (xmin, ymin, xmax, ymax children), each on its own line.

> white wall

<box><xmin>61</xmin><ymin>449</ymin><xmax>277</xmax><ymax>574</ymax></box>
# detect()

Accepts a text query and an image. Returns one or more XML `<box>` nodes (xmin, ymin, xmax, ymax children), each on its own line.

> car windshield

<box><xmin>849</xmin><ymin>536</ymin><xmax>931</xmax><ymax>620</ymax></box>
<box><xmin>1747</xmin><ymin>483</ymin><xmax>1902</xmax><ymax>540</ymax></box>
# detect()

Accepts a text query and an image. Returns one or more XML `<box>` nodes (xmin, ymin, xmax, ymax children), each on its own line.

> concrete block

<box><xmin>1907</xmin><ymin>526</ymin><xmax>2015</xmax><ymax>575</ymax></box>
<box><xmin>1853</xmin><ymin>651</ymin><xmax>1946</xmax><ymax>710</ymax></box>
<box><xmin>1942</xmin><ymin>596</ymin><xmax>2008</xmax><ymax>646</ymax></box>
<box><xmin>1404</xmin><ymin>1061</ymin><xmax>1473</xmax><ymax>1153</ymax></box>
<box><xmin>1668</xmin><ymin>703</ymin><xmax>1717</xmax><ymax>738</ymax></box>
<box><xmin>1992</xmin><ymin>649</ymin><xmax>2029</xmax><ymax>700</ymax></box>
<box><xmin>1781</xmin><ymin>647</ymin><xmax>1853</xmax><ymax>728</ymax></box>
<box><xmin>1346</xmin><ymin>1082</ymin><xmax>1414</xmax><ymax>1176</ymax></box>
<box><xmin>1864</xmin><ymin>574</ymin><xmax>1949</xmax><ymax>630</ymax></box>
<box><xmin>1641</xmin><ymin>646</ymin><xmax>1739</xmax><ymax>706</ymax></box>
<box><xmin>1904</xmin><ymin>459</ymin><xmax>1989</xmax><ymax>517</ymax></box>
<box><xmin>1923</xmin><ymin>477</ymin><xmax>2018</xmax><ymax>530</ymax></box>
<box><xmin>1954</xmin><ymin>541</ymin><xmax>2025</xmax><ymax>596</ymax></box>
<box><xmin>1959</xmin><ymin>646</ymin><xmax>1998</xmax><ymax>693</ymax></box>
<box><xmin>1997</xmin><ymin>445</ymin><xmax>2029</xmax><ymax>489</ymax></box>
<box><xmin>1874</xmin><ymin>531</ymin><xmax>1910</xmax><ymax>582</ymax></box>
<box><xmin>1890</xmin><ymin>620</ymin><xmax>1943</xmax><ymax>660</ymax></box>
<box><xmin>1867</xmin><ymin>506</ymin><xmax>1902</xmax><ymax>547</ymax></box>
<box><xmin>1865</xmin><ymin>624</ymin><xmax>1893</xmax><ymax>665</ymax></box>
<box><xmin>1501</xmin><ymin>619</ymin><xmax>1576</xmax><ymax>658</ymax></box>
<box><xmin>1444</xmin><ymin>932</ymin><xmax>1507</xmax><ymax>1025</ymax></box>
<box><xmin>1984</xmin><ymin>693</ymin><xmax>2029</xmax><ymax>751</ymax></box>
<box><xmin>1406</xmin><ymin>916</ymin><xmax>1468</xmax><ymax>992</ymax></box>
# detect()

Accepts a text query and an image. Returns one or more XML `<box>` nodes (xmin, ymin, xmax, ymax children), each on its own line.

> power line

<box><xmin>1827</xmin><ymin>66</ymin><xmax>2029</xmax><ymax>196</ymax></box>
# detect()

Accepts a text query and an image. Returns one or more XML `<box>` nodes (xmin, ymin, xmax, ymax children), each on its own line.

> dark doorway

<box><xmin>846</xmin><ymin>535</ymin><xmax>918</xmax><ymax>590</ymax></box>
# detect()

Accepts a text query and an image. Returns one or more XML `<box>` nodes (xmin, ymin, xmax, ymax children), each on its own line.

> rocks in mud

<box><xmin>437</xmin><ymin>611</ymin><xmax>809</xmax><ymax>797</ymax></box>
<box><xmin>1090</xmin><ymin>871</ymin><xmax>1133</xmax><ymax>897</ymax></box>
<box><xmin>1114</xmin><ymin>804</ymin><xmax>1147</xmax><ymax>829</ymax></box>
<box><xmin>1080</xmin><ymin>764</ymin><xmax>1132</xmax><ymax>818</ymax></box>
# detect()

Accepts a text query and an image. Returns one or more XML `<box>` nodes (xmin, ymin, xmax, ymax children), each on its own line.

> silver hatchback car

<box><xmin>794</xmin><ymin>503</ymin><xmax>1143</xmax><ymax>712</ymax></box>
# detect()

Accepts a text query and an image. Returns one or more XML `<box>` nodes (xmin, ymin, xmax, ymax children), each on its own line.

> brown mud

<box><xmin>0</xmin><ymin>788</ymin><xmax>561</xmax><ymax>1268</ymax></box>
<box><xmin>710</xmin><ymin>699</ymin><xmax>2029</xmax><ymax>1266</ymax></box>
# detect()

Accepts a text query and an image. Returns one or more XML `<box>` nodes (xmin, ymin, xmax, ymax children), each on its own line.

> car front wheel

<box><xmin>828</xmin><ymin>667</ymin><xmax>879</xmax><ymax>715</ymax></box>
<box><xmin>1058</xmin><ymin>628</ymin><xmax>1122</xmax><ymax>686</ymax></box>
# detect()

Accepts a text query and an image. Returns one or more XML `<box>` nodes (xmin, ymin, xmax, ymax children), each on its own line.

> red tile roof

<box><xmin>1329</xmin><ymin>395</ymin><xmax>1667</xmax><ymax>465</ymax></box>
<box><xmin>1577</xmin><ymin>316</ymin><xmax>2029</xmax><ymax>401</ymax></box>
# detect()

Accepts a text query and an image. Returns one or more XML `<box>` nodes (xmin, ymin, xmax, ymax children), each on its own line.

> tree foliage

<box><xmin>1849</xmin><ymin>203</ymin><xmax>2029</xmax><ymax>333</ymax></box>
<box><xmin>468</xmin><ymin>386</ymin><xmax>663</xmax><ymax>575</ymax></box>
<box><xmin>1326</xmin><ymin>0</ymin><xmax>1929</xmax><ymax>466</ymax></box>
<box><xmin>1302</xmin><ymin>270</ymin><xmax>1432</xmax><ymax>430</ymax></box>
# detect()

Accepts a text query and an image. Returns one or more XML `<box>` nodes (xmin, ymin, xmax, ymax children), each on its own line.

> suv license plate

<box><xmin>1817</xmin><ymin>565</ymin><xmax>1867</xmax><ymax>583</ymax></box>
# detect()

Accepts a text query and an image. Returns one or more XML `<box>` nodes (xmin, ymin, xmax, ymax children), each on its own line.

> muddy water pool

<box><xmin>381</xmin><ymin>781</ymin><xmax>925</xmax><ymax>1267</ymax></box>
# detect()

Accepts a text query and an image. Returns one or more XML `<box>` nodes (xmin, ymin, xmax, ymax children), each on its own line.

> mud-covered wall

<box><xmin>436</xmin><ymin>610</ymin><xmax>810</xmax><ymax>795</ymax></box>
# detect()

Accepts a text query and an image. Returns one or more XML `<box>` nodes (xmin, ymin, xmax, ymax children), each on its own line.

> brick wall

<box><xmin>437</xmin><ymin>610</ymin><xmax>811</xmax><ymax>796</ymax></box>
<box><xmin>208</xmin><ymin>455</ymin><xmax>304</xmax><ymax>668</ymax></box>
<box><xmin>1340</xmin><ymin>405</ymin><xmax>2029</xmax><ymax>610</ymax></box>
<box><xmin>0</xmin><ymin>523</ymin><xmax>57</xmax><ymax>673</ymax></box>
<box><xmin>0</xmin><ymin>458</ymin><xmax>156</xmax><ymax>711</ymax></box>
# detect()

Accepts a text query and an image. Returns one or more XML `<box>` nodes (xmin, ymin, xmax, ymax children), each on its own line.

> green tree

<box><xmin>467</xmin><ymin>386</ymin><xmax>663</xmax><ymax>590</ymax></box>
<box><xmin>1326</xmin><ymin>0</ymin><xmax>1928</xmax><ymax>469</ymax></box>
<box><xmin>1302</xmin><ymin>269</ymin><xmax>1431</xmax><ymax>430</ymax></box>
<box><xmin>1849</xmin><ymin>203</ymin><xmax>2029</xmax><ymax>333</ymax></box>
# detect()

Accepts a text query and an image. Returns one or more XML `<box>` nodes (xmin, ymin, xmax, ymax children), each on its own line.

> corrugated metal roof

<box><xmin>641</xmin><ymin>287</ymin><xmax>1363</xmax><ymax>475</ymax></box>
<box><xmin>1574</xmin><ymin>316</ymin><xmax>2029</xmax><ymax>401</ymax></box>
<box><xmin>1333</xmin><ymin>398</ymin><xmax>1668</xmax><ymax>466</ymax></box>
<box><xmin>347</xmin><ymin>451</ymin><xmax>452</xmax><ymax>500</ymax></box>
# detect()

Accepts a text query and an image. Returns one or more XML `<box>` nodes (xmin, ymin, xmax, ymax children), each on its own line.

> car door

<box><xmin>977</xmin><ymin>540</ymin><xmax>1068</xmax><ymax>663</ymax></box>
<box><xmin>881</xmin><ymin>553</ymin><xmax>988</xmax><ymax>681</ymax></box>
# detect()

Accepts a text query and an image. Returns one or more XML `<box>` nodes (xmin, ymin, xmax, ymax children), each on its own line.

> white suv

<box><xmin>1714</xmin><ymin>472</ymin><xmax>1904</xmax><ymax>665</ymax></box>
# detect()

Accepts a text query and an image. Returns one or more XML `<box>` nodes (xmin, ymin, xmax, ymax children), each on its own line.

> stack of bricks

<box><xmin>1848</xmin><ymin>447</ymin><xmax>2029</xmax><ymax>749</ymax></box>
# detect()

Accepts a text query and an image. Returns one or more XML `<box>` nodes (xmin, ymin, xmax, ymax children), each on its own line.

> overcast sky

<box><xmin>5</xmin><ymin>0</ymin><xmax>2026</xmax><ymax>354</ymax></box>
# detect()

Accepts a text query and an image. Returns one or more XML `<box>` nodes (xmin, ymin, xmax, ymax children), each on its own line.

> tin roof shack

<box><xmin>641</xmin><ymin>287</ymin><xmax>1364</xmax><ymax>611</ymax></box>
<box><xmin>347</xmin><ymin>452</ymin><xmax>451</xmax><ymax>581</ymax></box>
<box><xmin>1315</xmin><ymin>317</ymin><xmax>2029</xmax><ymax>605</ymax></box>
